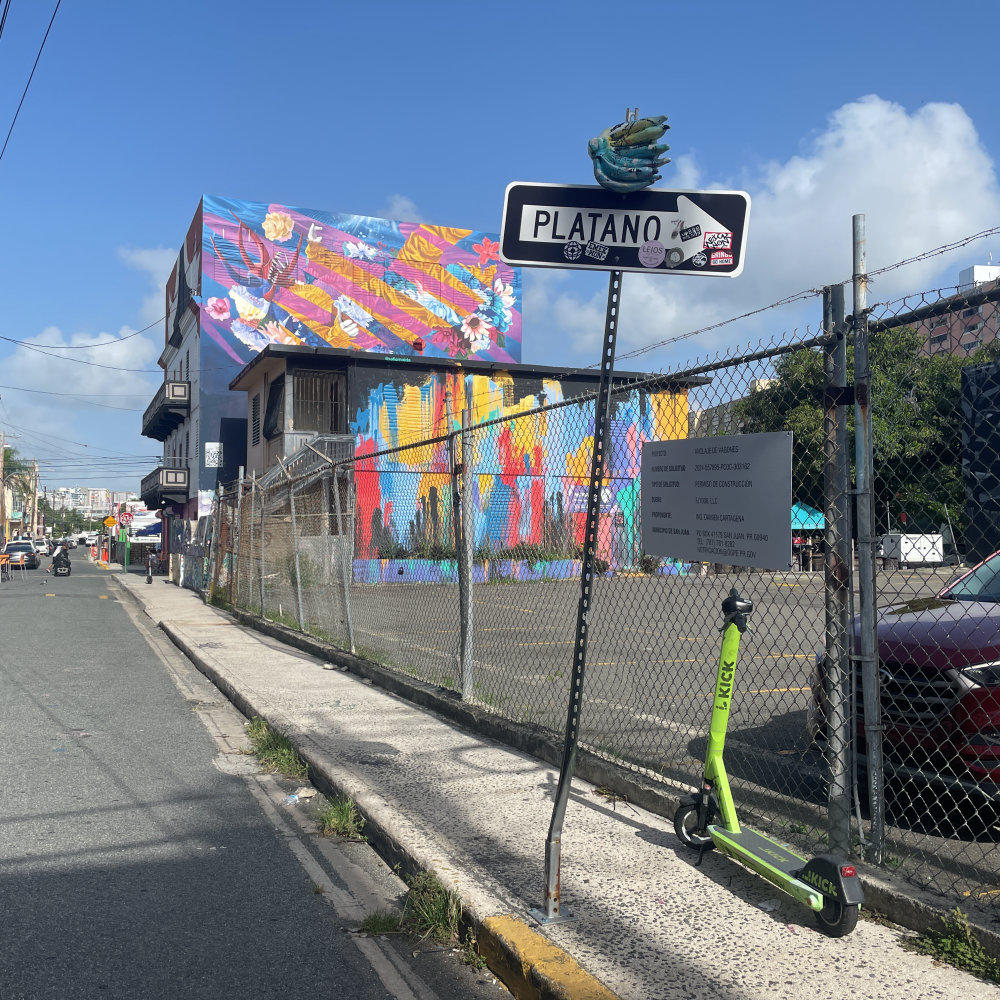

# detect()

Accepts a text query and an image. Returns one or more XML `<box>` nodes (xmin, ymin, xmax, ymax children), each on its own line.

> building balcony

<box><xmin>141</xmin><ymin>381</ymin><xmax>190</xmax><ymax>441</ymax></box>
<box><xmin>140</xmin><ymin>465</ymin><xmax>189</xmax><ymax>508</ymax></box>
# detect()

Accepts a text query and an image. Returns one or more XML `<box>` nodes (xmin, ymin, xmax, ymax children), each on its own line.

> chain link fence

<box><xmin>855</xmin><ymin>281</ymin><xmax>1000</xmax><ymax>904</ymax></box>
<box><xmin>194</xmin><ymin>273</ymin><xmax>1000</xmax><ymax>917</ymax></box>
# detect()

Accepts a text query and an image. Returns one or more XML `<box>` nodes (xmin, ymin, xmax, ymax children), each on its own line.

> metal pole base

<box><xmin>528</xmin><ymin>905</ymin><xmax>575</xmax><ymax>926</ymax></box>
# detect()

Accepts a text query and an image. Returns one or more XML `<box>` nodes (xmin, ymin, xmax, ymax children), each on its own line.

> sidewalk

<box><xmin>111</xmin><ymin>571</ymin><xmax>998</xmax><ymax>1000</ymax></box>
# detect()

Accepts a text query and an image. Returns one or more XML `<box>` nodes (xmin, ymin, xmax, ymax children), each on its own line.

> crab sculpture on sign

<box><xmin>588</xmin><ymin>112</ymin><xmax>671</xmax><ymax>194</ymax></box>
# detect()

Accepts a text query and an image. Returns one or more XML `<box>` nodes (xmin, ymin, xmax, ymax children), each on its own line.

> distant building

<box><xmin>914</xmin><ymin>266</ymin><xmax>1000</xmax><ymax>356</ymax></box>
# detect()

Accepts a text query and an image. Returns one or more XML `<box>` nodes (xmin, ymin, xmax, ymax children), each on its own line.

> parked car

<box><xmin>84</xmin><ymin>533</ymin><xmax>98</xmax><ymax>546</ymax></box>
<box><xmin>3</xmin><ymin>541</ymin><xmax>40</xmax><ymax>569</ymax></box>
<box><xmin>809</xmin><ymin>549</ymin><xmax>1000</xmax><ymax>802</ymax></box>
<box><xmin>32</xmin><ymin>538</ymin><xmax>51</xmax><ymax>557</ymax></box>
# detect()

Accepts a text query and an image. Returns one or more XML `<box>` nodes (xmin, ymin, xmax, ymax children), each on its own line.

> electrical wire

<box><xmin>0</xmin><ymin>384</ymin><xmax>144</xmax><ymax>410</ymax></box>
<box><xmin>0</xmin><ymin>0</ymin><xmax>62</xmax><ymax>165</ymax></box>
<box><xmin>0</xmin><ymin>314</ymin><xmax>164</xmax><ymax>350</ymax></box>
<box><xmin>0</xmin><ymin>0</ymin><xmax>12</xmax><ymax>43</ymax></box>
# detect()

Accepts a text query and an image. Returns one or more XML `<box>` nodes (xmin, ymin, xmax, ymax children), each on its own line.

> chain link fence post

<box><xmin>459</xmin><ymin>397</ymin><xmax>475</xmax><ymax>700</ymax></box>
<box><xmin>247</xmin><ymin>472</ymin><xmax>256</xmax><ymax>611</ymax></box>
<box><xmin>823</xmin><ymin>284</ymin><xmax>853</xmax><ymax>856</ymax></box>
<box><xmin>332</xmin><ymin>466</ymin><xmax>356</xmax><ymax>653</ymax></box>
<box><xmin>276</xmin><ymin>456</ymin><xmax>306</xmax><ymax>631</ymax></box>
<box><xmin>852</xmin><ymin>213</ymin><xmax>885</xmax><ymax>864</ymax></box>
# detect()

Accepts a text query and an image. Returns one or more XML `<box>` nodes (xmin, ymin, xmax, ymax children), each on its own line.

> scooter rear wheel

<box><xmin>815</xmin><ymin>898</ymin><xmax>859</xmax><ymax>937</ymax></box>
<box><xmin>673</xmin><ymin>802</ymin><xmax>714</xmax><ymax>851</ymax></box>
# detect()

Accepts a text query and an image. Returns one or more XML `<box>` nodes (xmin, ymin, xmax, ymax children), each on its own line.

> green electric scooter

<box><xmin>674</xmin><ymin>588</ymin><xmax>863</xmax><ymax>937</ymax></box>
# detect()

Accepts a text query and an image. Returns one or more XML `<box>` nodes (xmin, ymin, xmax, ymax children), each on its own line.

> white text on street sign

<box><xmin>501</xmin><ymin>182</ymin><xmax>750</xmax><ymax>276</ymax></box>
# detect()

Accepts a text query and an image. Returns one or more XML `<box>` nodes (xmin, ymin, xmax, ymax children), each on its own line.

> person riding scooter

<box><xmin>47</xmin><ymin>539</ymin><xmax>71</xmax><ymax>576</ymax></box>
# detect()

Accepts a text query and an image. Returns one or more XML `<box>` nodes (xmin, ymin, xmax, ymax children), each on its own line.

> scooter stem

<box><xmin>704</xmin><ymin>589</ymin><xmax>753</xmax><ymax>834</ymax></box>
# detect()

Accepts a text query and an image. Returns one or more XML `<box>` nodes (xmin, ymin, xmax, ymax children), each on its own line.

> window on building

<box><xmin>966</xmin><ymin>322</ymin><xmax>983</xmax><ymax>335</ymax></box>
<box><xmin>962</xmin><ymin>306</ymin><xmax>984</xmax><ymax>319</ymax></box>
<box><xmin>262</xmin><ymin>378</ymin><xmax>284</xmax><ymax>439</ymax></box>
<box><xmin>251</xmin><ymin>393</ymin><xmax>261</xmax><ymax>447</ymax></box>
<box><xmin>930</xmin><ymin>333</ymin><xmax>948</xmax><ymax>346</ymax></box>
<box><xmin>292</xmin><ymin>371</ymin><xmax>346</xmax><ymax>434</ymax></box>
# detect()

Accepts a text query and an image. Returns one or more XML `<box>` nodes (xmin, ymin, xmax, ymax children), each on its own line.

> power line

<box><xmin>0</xmin><ymin>0</ymin><xmax>12</xmax><ymax>43</ymax></box>
<box><xmin>0</xmin><ymin>314</ymin><xmax>164</xmax><ymax>350</ymax></box>
<box><xmin>0</xmin><ymin>0</ymin><xmax>62</xmax><ymax>165</ymax></box>
<box><xmin>0</xmin><ymin>384</ymin><xmax>144</xmax><ymax>410</ymax></box>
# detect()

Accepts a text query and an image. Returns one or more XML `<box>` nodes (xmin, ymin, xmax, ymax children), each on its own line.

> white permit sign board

<box><xmin>640</xmin><ymin>431</ymin><xmax>793</xmax><ymax>571</ymax></box>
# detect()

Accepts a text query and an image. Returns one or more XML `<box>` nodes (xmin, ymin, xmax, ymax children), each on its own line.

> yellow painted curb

<box><xmin>480</xmin><ymin>915</ymin><xmax>619</xmax><ymax>1000</ymax></box>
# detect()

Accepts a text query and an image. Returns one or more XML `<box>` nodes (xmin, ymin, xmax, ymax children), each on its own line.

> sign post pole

<box><xmin>502</xmin><ymin>138</ymin><xmax>750</xmax><ymax>925</ymax></box>
<box><xmin>533</xmin><ymin>269</ymin><xmax>622</xmax><ymax>924</ymax></box>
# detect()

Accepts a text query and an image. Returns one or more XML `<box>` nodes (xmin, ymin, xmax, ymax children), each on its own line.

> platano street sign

<box><xmin>103</xmin><ymin>516</ymin><xmax>117</xmax><ymax>528</ymax></box>
<box><xmin>500</xmin><ymin>182</ymin><xmax>750</xmax><ymax>276</ymax></box>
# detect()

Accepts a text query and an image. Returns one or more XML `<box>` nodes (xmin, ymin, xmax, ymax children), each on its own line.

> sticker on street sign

<box><xmin>500</xmin><ymin>182</ymin><xmax>750</xmax><ymax>276</ymax></box>
<box><xmin>640</xmin><ymin>432</ymin><xmax>793</xmax><ymax>571</ymax></box>
<box><xmin>103</xmin><ymin>516</ymin><xmax>117</xmax><ymax>527</ymax></box>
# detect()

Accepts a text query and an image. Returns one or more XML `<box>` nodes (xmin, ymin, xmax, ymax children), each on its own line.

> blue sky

<box><xmin>1</xmin><ymin>0</ymin><xmax>998</xmax><ymax>492</ymax></box>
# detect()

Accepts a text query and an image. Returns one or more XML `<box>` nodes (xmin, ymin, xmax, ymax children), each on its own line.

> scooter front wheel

<box><xmin>673</xmin><ymin>802</ymin><xmax>714</xmax><ymax>851</ymax></box>
<box><xmin>815</xmin><ymin>898</ymin><xmax>859</xmax><ymax>937</ymax></box>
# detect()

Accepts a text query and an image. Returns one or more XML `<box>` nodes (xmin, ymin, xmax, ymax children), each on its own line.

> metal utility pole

<box><xmin>31</xmin><ymin>461</ymin><xmax>39</xmax><ymax>537</ymax></box>
<box><xmin>0</xmin><ymin>431</ymin><xmax>6</xmax><ymax>544</ymax></box>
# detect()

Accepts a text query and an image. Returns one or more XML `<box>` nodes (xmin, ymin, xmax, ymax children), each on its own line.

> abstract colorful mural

<box><xmin>346</xmin><ymin>369</ymin><xmax>688</xmax><ymax>572</ymax></box>
<box><xmin>201</xmin><ymin>195</ymin><xmax>522</xmax><ymax>364</ymax></box>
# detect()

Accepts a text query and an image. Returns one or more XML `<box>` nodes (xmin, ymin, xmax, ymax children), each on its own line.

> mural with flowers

<box><xmin>201</xmin><ymin>195</ymin><xmax>522</xmax><ymax>364</ymax></box>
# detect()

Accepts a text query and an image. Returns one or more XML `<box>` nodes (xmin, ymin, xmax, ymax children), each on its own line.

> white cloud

<box><xmin>0</xmin><ymin>326</ymin><xmax>161</xmax><ymax>487</ymax></box>
<box><xmin>118</xmin><ymin>246</ymin><xmax>177</xmax><ymax>326</ymax></box>
<box><xmin>377</xmin><ymin>194</ymin><xmax>426</xmax><ymax>223</ymax></box>
<box><xmin>524</xmin><ymin>96</ymin><xmax>1000</xmax><ymax>371</ymax></box>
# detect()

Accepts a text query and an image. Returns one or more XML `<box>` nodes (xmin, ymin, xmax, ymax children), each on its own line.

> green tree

<box><xmin>733</xmin><ymin>326</ymin><xmax>984</xmax><ymax>534</ymax></box>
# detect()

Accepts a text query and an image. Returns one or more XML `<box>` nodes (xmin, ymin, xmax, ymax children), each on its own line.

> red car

<box><xmin>810</xmin><ymin>550</ymin><xmax>1000</xmax><ymax>800</ymax></box>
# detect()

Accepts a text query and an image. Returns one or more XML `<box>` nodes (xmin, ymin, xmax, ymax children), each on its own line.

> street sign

<box><xmin>103</xmin><ymin>516</ymin><xmax>117</xmax><ymax>528</ymax></box>
<box><xmin>118</xmin><ymin>511</ymin><xmax>134</xmax><ymax>526</ymax></box>
<box><xmin>500</xmin><ymin>182</ymin><xmax>750</xmax><ymax>276</ymax></box>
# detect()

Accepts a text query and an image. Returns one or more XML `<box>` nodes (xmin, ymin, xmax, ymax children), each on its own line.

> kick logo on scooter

<box><xmin>802</xmin><ymin>869</ymin><xmax>839</xmax><ymax>898</ymax></box>
<box><xmin>715</xmin><ymin>659</ymin><xmax>735</xmax><ymax>710</ymax></box>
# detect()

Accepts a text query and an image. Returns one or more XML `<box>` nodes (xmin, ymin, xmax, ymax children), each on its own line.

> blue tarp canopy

<box><xmin>134</xmin><ymin>521</ymin><xmax>161</xmax><ymax>536</ymax></box>
<box><xmin>791</xmin><ymin>502</ymin><xmax>824</xmax><ymax>530</ymax></box>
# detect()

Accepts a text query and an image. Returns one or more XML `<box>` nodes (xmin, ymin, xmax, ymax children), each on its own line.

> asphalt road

<box><xmin>0</xmin><ymin>558</ymin><xmax>506</xmax><ymax>1000</ymax></box>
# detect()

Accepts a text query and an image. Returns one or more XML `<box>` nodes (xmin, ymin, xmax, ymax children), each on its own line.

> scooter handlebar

<box><xmin>721</xmin><ymin>588</ymin><xmax>753</xmax><ymax>633</ymax></box>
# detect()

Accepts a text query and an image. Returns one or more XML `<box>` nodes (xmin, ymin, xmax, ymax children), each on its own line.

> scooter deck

<box><xmin>709</xmin><ymin>827</ymin><xmax>806</xmax><ymax>876</ymax></box>
<box><xmin>708</xmin><ymin>826</ymin><xmax>823</xmax><ymax>910</ymax></box>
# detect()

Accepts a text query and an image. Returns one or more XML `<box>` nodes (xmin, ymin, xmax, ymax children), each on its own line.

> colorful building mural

<box><xmin>346</xmin><ymin>366</ymin><xmax>689</xmax><ymax>575</ymax></box>
<box><xmin>201</xmin><ymin>195</ymin><xmax>522</xmax><ymax>364</ymax></box>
